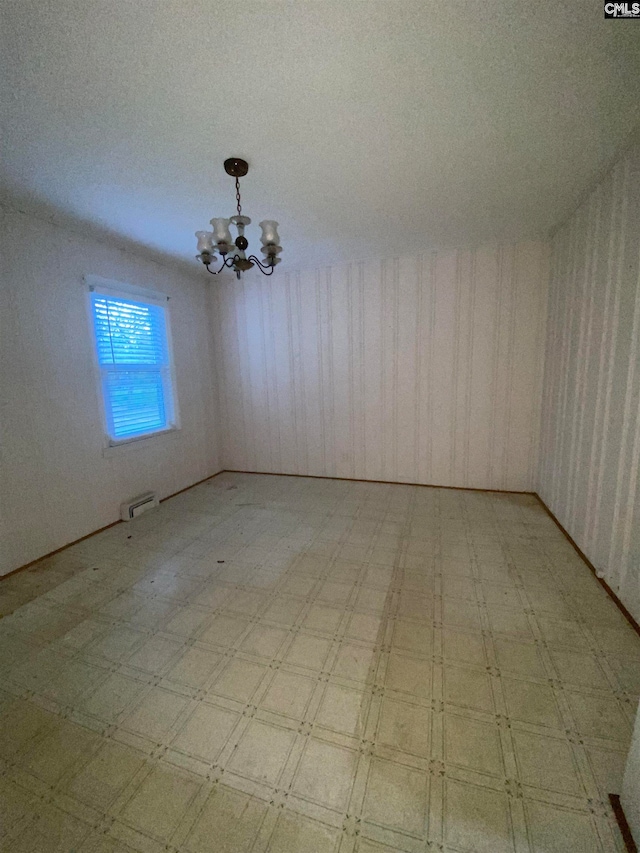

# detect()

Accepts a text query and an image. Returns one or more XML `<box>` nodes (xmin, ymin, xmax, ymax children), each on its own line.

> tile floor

<box><xmin>0</xmin><ymin>472</ymin><xmax>639</xmax><ymax>852</ymax></box>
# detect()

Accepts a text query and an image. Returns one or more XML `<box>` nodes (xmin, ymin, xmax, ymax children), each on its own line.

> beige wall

<box><xmin>211</xmin><ymin>240</ymin><xmax>549</xmax><ymax>491</ymax></box>
<box><xmin>0</xmin><ymin>204</ymin><xmax>221</xmax><ymax>576</ymax></box>
<box><xmin>622</xmin><ymin>700</ymin><xmax>640</xmax><ymax>845</ymax></box>
<box><xmin>538</xmin><ymin>143</ymin><xmax>640</xmax><ymax>624</ymax></box>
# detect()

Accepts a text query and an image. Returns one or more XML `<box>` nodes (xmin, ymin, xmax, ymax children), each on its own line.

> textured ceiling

<box><xmin>2</xmin><ymin>0</ymin><xmax>640</xmax><ymax>271</ymax></box>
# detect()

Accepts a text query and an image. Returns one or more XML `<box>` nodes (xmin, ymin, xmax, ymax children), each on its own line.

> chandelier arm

<box><xmin>204</xmin><ymin>255</ymin><xmax>276</xmax><ymax>278</ymax></box>
<box><xmin>248</xmin><ymin>255</ymin><xmax>276</xmax><ymax>275</ymax></box>
<box><xmin>205</xmin><ymin>255</ymin><xmax>235</xmax><ymax>275</ymax></box>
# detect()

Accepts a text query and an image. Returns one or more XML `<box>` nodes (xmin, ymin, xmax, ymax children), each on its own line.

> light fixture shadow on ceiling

<box><xmin>0</xmin><ymin>188</ymin><xmax>212</xmax><ymax>280</ymax></box>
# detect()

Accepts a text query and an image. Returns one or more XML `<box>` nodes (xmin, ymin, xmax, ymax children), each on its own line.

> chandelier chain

<box><xmin>235</xmin><ymin>177</ymin><xmax>242</xmax><ymax>217</ymax></box>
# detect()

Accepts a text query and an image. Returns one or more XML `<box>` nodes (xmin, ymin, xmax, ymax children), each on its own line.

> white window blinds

<box><xmin>90</xmin><ymin>290</ymin><xmax>176</xmax><ymax>442</ymax></box>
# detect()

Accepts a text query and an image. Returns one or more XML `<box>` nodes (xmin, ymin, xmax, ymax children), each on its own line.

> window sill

<box><xmin>101</xmin><ymin>427</ymin><xmax>181</xmax><ymax>458</ymax></box>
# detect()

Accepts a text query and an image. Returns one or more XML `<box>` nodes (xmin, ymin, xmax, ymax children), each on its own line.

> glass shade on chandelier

<box><xmin>210</xmin><ymin>218</ymin><xmax>233</xmax><ymax>251</ymax></box>
<box><xmin>195</xmin><ymin>158</ymin><xmax>282</xmax><ymax>280</ymax></box>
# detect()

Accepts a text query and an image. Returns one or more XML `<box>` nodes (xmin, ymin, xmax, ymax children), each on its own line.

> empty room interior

<box><xmin>2</xmin><ymin>2</ymin><xmax>640</xmax><ymax>851</ymax></box>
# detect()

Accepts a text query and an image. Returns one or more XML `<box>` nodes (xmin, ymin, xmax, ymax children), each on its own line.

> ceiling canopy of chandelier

<box><xmin>195</xmin><ymin>158</ymin><xmax>282</xmax><ymax>280</ymax></box>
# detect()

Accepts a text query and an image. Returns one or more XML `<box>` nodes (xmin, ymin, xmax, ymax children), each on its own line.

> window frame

<box><xmin>85</xmin><ymin>275</ymin><xmax>180</xmax><ymax>449</ymax></box>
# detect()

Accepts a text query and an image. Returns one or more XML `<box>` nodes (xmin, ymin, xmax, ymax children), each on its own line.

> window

<box><xmin>88</xmin><ymin>280</ymin><xmax>177</xmax><ymax>444</ymax></box>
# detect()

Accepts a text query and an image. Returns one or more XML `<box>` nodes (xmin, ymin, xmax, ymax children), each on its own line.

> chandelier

<box><xmin>195</xmin><ymin>157</ymin><xmax>282</xmax><ymax>280</ymax></box>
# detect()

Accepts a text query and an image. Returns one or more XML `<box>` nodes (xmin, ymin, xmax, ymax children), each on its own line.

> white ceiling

<box><xmin>2</xmin><ymin>1</ymin><xmax>640</xmax><ymax>271</ymax></box>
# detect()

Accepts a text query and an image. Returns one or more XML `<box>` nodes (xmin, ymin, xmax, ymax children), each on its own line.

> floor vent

<box><xmin>120</xmin><ymin>491</ymin><xmax>158</xmax><ymax>521</ymax></box>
